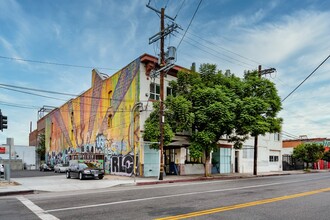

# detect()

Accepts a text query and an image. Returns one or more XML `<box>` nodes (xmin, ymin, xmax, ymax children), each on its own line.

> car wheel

<box><xmin>98</xmin><ymin>175</ymin><xmax>104</xmax><ymax>180</ymax></box>
<box><xmin>54</xmin><ymin>170</ymin><xmax>56</xmax><ymax>173</ymax></box>
<box><xmin>79</xmin><ymin>172</ymin><xmax>84</xmax><ymax>180</ymax></box>
<box><xmin>66</xmin><ymin>171</ymin><xmax>71</xmax><ymax>179</ymax></box>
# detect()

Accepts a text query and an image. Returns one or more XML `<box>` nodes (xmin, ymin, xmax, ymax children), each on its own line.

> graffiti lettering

<box><xmin>110</xmin><ymin>154</ymin><xmax>138</xmax><ymax>176</ymax></box>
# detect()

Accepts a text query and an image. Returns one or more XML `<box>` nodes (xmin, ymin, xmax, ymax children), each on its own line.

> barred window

<box><xmin>269</xmin><ymin>155</ymin><xmax>279</xmax><ymax>162</ymax></box>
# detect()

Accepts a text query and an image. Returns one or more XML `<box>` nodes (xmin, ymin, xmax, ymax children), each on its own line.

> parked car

<box><xmin>39</xmin><ymin>163</ymin><xmax>54</xmax><ymax>171</ymax></box>
<box><xmin>66</xmin><ymin>162</ymin><xmax>104</xmax><ymax>180</ymax></box>
<box><xmin>54</xmin><ymin>164</ymin><xmax>69</xmax><ymax>173</ymax></box>
<box><xmin>0</xmin><ymin>164</ymin><xmax>4</xmax><ymax>176</ymax></box>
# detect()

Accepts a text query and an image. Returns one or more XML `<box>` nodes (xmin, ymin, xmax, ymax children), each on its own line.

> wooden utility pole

<box><xmin>159</xmin><ymin>8</ymin><xmax>165</xmax><ymax>180</ymax></box>
<box><xmin>253</xmin><ymin>65</ymin><xmax>262</xmax><ymax>176</ymax></box>
<box><xmin>253</xmin><ymin>65</ymin><xmax>276</xmax><ymax>175</ymax></box>
<box><xmin>147</xmin><ymin>3</ymin><xmax>177</xmax><ymax>180</ymax></box>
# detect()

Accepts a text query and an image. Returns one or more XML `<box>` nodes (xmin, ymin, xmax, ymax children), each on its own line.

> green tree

<box><xmin>293</xmin><ymin>143</ymin><xmax>324</xmax><ymax>169</ymax></box>
<box><xmin>36</xmin><ymin>133</ymin><xmax>46</xmax><ymax>161</ymax></box>
<box><xmin>323</xmin><ymin>150</ymin><xmax>330</xmax><ymax>162</ymax></box>
<box><xmin>143</xmin><ymin>102</ymin><xmax>174</xmax><ymax>149</ymax></box>
<box><xmin>236</xmin><ymin>71</ymin><xmax>282</xmax><ymax>174</ymax></box>
<box><xmin>144</xmin><ymin>64</ymin><xmax>282</xmax><ymax>177</ymax></box>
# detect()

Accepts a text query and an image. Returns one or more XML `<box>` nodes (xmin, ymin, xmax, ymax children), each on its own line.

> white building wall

<box><xmin>238</xmin><ymin>133</ymin><xmax>282</xmax><ymax>173</ymax></box>
<box><xmin>139</xmin><ymin>62</ymin><xmax>178</xmax><ymax>132</ymax></box>
<box><xmin>0</xmin><ymin>145</ymin><xmax>36</xmax><ymax>169</ymax></box>
<box><xmin>137</xmin><ymin>60</ymin><xmax>283</xmax><ymax>175</ymax></box>
<box><xmin>15</xmin><ymin>145</ymin><xmax>36</xmax><ymax>167</ymax></box>
<box><xmin>282</xmin><ymin>147</ymin><xmax>293</xmax><ymax>155</ymax></box>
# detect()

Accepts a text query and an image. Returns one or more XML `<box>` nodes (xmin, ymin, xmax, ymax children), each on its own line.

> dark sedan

<box><xmin>66</xmin><ymin>162</ymin><xmax>104</xmax><ymax>180</ymax></box>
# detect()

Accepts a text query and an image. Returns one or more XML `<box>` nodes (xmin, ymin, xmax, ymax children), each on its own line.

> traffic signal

<box><xmin>0</xmin><ymin>111</ymin><xmax>8</xmax><ymax>131</ymax></box>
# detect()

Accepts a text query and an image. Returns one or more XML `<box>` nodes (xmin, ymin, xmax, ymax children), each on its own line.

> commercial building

<box><xmin>30</xmin><ymin>54</ymin><xmax>282</xmax><ymax>177</ymax></box>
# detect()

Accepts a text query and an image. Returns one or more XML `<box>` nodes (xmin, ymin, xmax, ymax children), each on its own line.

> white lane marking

<box><xmin>17</xmin><ymin>196</ymin><xmax>59</xmax><ymax>220</ymax></box>
<box><xmin>46</xmin><ymin>176</ymin><xmax>329</xmax><ymax>213</ymax></box>
<box><xmin>24</xmin><ymin>173</ymin><xmax>329</xmax><ymax>201</ymax></box>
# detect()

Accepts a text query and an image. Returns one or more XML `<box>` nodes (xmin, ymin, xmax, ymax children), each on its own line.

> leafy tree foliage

<box><xmin>323</xmin><ymin>150</ymin><xmax>330</xmax><ymax>162</ymax></box>
<box><xmin>36</xmin><ymin>133</ymin><xmax>46</xmax><ymax>161</ymax></box>
<box><xmin>236</xmin><ymin>71</ymin><xmax>282</xmax><ymax>137</ymax></box>
<box><xmin>144</xmin><ymin>63</ymin><xmax>282</xmax><ymax>177</ymax></box>
<box><xmin>293</xmin><ymin>143</ymin><xmax>324</xmax><ymax>168</ymax></box>
<box><xmin>143</xmin><ymin>102</ymin><xmax>174</xmax><ymax>149</ymax></box>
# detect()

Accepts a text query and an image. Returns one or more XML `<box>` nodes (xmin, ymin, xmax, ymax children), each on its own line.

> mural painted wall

<box><xmin>45</xmin><ymin>58</ymin><xmax>141</xmax><ymax>176</ymax></box>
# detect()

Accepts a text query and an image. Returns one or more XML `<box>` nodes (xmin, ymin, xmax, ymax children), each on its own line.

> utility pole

<box><xmin>147</xmin><ymin>3</ymin><xmax>178</xmax><ymax>180</ymax></box>
<box><xmin>253</xmin><ymin>65</ymin><xmax>276</xmax><ymax>175</ymax></box>
<box><xmin>159</xmin><ymin>8</ymin><xmax>165</xmax><ymax>180</ymax></box>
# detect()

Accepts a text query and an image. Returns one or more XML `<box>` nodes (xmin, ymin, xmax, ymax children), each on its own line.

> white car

<box><xmin>54</xmin><ymin>164</ymin><xmax>69</xmax><ymax>173</ymax></box>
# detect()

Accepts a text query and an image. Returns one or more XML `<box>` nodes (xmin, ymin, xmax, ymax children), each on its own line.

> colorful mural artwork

<box><xmin>44</xmin><ymin>58</ymin><xmax>141</xmax><ymax>176</ymax></box>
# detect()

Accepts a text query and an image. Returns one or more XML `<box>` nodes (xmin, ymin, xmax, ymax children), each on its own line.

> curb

<box><xmin>0</xmin><ymin>190</ymin><xmax>35</xmax><ymax>197</ymax></box>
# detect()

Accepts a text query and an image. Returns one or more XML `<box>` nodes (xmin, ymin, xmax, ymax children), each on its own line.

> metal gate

<box><xmin>143</xmin><ymin>145</ymin><xmax>159</xmax><ymax>177</ymax></box>
<box><xmin>282</xmin><ymin>155</ymin><xmax>304</xmax><ymax>170</ymax></box>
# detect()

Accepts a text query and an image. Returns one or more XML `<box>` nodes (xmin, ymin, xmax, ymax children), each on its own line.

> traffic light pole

<box><xmin>0</xmin><ymin>110</ymin><xmax>8</xmax><ymax>131</ymax></box>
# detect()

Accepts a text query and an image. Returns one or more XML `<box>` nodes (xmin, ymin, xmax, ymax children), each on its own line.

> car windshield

<box><xmin>80</xmin><ymin>162</ymin><xmax>98</xmax><ymax>169</ymax></box>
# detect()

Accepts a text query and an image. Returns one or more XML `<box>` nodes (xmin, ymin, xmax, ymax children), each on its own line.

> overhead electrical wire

<box><xmin>174</xmin><ymin>0</ymin><xmax>186</xmax><ymax>20</ymax></box>
<box><xmin>281</xmin><ymin>54</ymin><xmax>330</xmax><ymax>102</ymax></box>
<box><xmin>177</xmin><ymin>0</ymin><xmax>203</xmax><ymax>50</ymax></box>
<box><xmin>0</xmin><ymin>86</ymin><xmax>68</xmax><ymax>101</ymax></box>
<box><xmin>185</xmin><ymin>31</ymin><xmax>262</xmax><ymax>66</ymax></box>
<box><xmin>0</xmin><ymin>55</ymin><xmax>118</xmax><ymax>71</ymax></box>
<box><xmin>0</xmin><ymin>83</ymin><xmax>135</xmax><ymax>102</ymax></box>
<box><xmin>173</xmin><ymin>33</ymin><xmax>252</xmax><ymax>69</ymax></box>
<box><xmin>176</xmin><ymin>31</ymin><xmax>256</xmax><ymax>69</ymax></box>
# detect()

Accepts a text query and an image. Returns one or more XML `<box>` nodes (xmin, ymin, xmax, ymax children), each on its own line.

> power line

<box><xmin>174</xmin><ymin>0</ymin><xmax>186</xmax><ymax>20</ymax></box>
<box><xmin>0</xmin><ymin>100</ymin><xmax>153</xmax><ymax>113</ymax></box>
<box><xmin>186</xmin><ymin>31</ymin><xmax>262</xmax><ymax>66</ymax></box>
<box><xmin>0</xmin><ymin>101</ymin><xmax>40</xmax><ymax>110</ymax></box>
<box><xmin>0</xmin><ymin>83</ymin><xmax>131</xmax><ymax>102</ymax></box>
<box><xmin>0</xmin><ymin>55</ymin><xmax>119</xmax><ymax>71</ymax></box>
<box><xmin>0</xmin><ymin>86</ymin><xmax>68</xmax><ymax>101</ymax></box>
<box><xmin>281</xmin><ymin>131</ymin><xmax>300</xmax><ymax>139</ymax></box>
<box><xmin>281</xmin><ymin>54</ymin><xmax>330</xmax><ymax>102</ymax></box>
<box><xmin>173</xmin><ymin>33</ymin><xmax>252</xmax><ymax>69</ymax></box>
<box><xmin>176</xmin><ymin>31</ymin><xmax>255</xmax><ymax>68</ymax></box>
<box><xmin>177</xmin><ymin>0</ymin><xmax>203</xmax><ymax>50</ymax></box>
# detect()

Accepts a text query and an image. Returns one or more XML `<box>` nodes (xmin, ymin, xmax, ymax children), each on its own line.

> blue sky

<box><xmin>1</xmin><ymin>0</ymin><xmax>330</xmax><ymax>145</ymax></box>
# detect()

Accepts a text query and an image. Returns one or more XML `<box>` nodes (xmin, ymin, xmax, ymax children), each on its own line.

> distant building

<box><xmin>0</xmin><ymin>144</ymin><xmax>36</xmax><ymax>170</ymax></box>
<box><xmin>282</xmin><ymin>138</ymin><xmax>330</xmax><ymax>170</ymax></box>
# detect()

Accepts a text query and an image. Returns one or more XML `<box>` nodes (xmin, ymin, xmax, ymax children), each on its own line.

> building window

<box><xmin>269</xmin><ymin>155</ymin><xmax>279</xmax><ymax>162</ymax></box>
<box><xmin>150</xmin><ymin>83</ymin><xmax>160</xmax><ymax>100</ymax></box>
<box><xmin>186</xmin><ymin>148</ymin><xmax>202</xmax><ymax>163</ymax></box>
<box><xmin>242</xmin><ymin>146</ymin><xmax>254</xmax><ymax>159</ymax></box>
<box><xmin>108</xmin><ymin>114</ymin><xmax>113</xmax><ymax>128</ymax></box>
<box><xmin>108</xmin><ymin>90</ymin><xmax>112</xmax><ymax>107</ymax></box>
<box><xmin>166</xmin><ymin>87</ymin><xmax>175</xmax><ymax>97</ymax></box>
<box><xmin>274</xmin><ymin>133</ymin><xmax>281</xmax><ymax>141</ymax></box>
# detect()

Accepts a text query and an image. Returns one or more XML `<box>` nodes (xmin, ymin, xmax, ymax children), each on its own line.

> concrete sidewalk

<box><xmin>0</xmin><ymin>170</ymin><xmax>313</xmax><ymax>196</ymax></box>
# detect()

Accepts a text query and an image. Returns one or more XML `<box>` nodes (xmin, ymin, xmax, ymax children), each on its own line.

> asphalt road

<box><xmin>1</xmin><ymin>172</ymin><xmax>330</xmax><ymax>220</ymax></box>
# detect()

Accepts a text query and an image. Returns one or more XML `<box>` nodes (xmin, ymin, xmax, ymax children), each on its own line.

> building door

<box><xmin>269</xmin><ymin>150</ymin><xmax>281</xmax><ymax>171</ymax></box>
<box><xmin>165</xmin><ymin>149</ymin><xmax>178</xmax><ymax>175</ymax></box>
<box><xmin>235</xmin><ymin>151</ymin><xmax>239</xmax><ymax>173</ymax></box>
<box><xmin>143</xmin><ymin>145</ymin><xmax>159</xmax><ymax>177</ymax></box>
<box><xmin>220</xmin><ymin>148</ymin><xmax>231</xmax><ymax>173</ymax></box>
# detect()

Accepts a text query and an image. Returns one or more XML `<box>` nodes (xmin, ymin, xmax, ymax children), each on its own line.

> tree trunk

<box><xmin>205</xmin><ymin>152</ymin><xmax>211</xmax><ymax>177</ymax></box>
